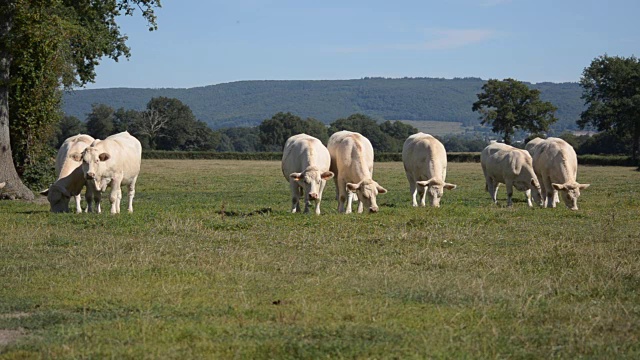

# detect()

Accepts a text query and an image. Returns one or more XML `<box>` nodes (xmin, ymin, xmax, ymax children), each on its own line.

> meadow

<box><xmin>1</xmin><ymin>159</ymin><xmax>639</xmax><ymax>359</ymax></box>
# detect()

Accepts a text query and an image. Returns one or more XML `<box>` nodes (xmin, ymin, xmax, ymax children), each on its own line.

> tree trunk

<box><xmin>0</xmin><ymin>8</ymin><xmax>34</xmax><ymax>200</ymax></box>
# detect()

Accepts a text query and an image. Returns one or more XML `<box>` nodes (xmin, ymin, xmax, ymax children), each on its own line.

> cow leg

<box><xmin>303</xmin><ymin>191</ymin><xmax>311</xmax><ymax>214</ymax></box>
<box><xmin>546</xmin><ymin>190</ymin><xmax>557</xmax><ymax>208</ymax></box>
<box><xmin>315</xmin><ymin>180</ymin><xmax>326</xmax><ymax>215</ymax></box>
<box><xmin>505</xmin><ymin>180</ymin><xmax>514</xmax><ymax>207</ymax></box>
<box><xmin>109</xmin><ymin>180</ymin><xmax>122</xmax><ymax>214</ymax></box>
<box><xmin>85</xmin><ymin>182</ymin><xmax>101</xmax><ymax>213</ymax></box>
<box><xmin>420</xmin><ymin>187</ymin><xmax>427</xmax><ymax>207</ymax></box>
<box><xmin>337</xmin><ymin>179</ymin><xmax>347</xmax><ymax>213</ymax></box>
<box><xmin>346</xmin><ymin>191</ymin><xmax>354</xmax><ymax>214</ymax></box>
<box><xmin>85</xmin><ymin>187</ymin><xmax>93</xmax><ymax>213</ymax></box>
<box><xmin>407</xmin><ymin>174</ymin><xmax>418</xmax><ymax>207</ymax></box>
<box><xmin>95</xmin><ymin>190</ymin><xmax>102</xmax><ymax>214</ymax></box>
<box><xmin>486</xmin><ymin>177</ymin><xmax>499</xmax><ymax>204</ymax></box>
<box><xmin>289</xmin><ymin>181</ymin><xmax>300</xmax><ymax>213</ymax></box>
<box><xmin>127</xmin><ymin>176</ymin><xmax>137</xmax><ymax>213</ymax></box>
<box><xmin>525</xmin><ymin>189</ymin><xmax>533</xmax><ymax>207</ymax></box>
<box><xmin>69</xmin><ymin>194</ymin><xmax>80</xmax><ymax>213</ymax></box>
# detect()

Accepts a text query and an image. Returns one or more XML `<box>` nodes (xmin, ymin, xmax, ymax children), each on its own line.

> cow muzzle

<box><xmin>369</xmin><ymin>206</ymin><xmax>379</xmax><ymax>213</ymax></box>
<box><xmin>309</xmin><ymin>193</ymin><xmax>319</xmax><ymax>200</ymax></box>
<box><xmin>86</xmin><ymin>172</ymin><xmax>95</xmax><ymax>180</ymax></box>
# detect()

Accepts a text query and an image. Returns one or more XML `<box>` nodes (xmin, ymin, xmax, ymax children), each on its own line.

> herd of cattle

<box><xmin>41</xmin><ymin>130</ymin><xmax>589</xmax><ymax>214</ymax></box>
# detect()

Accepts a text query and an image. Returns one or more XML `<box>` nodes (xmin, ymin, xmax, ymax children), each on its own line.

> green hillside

<box><xmin>62</xmin><ymin>78</ymin><xmax>584</xmax><ymax>131</ymax></box>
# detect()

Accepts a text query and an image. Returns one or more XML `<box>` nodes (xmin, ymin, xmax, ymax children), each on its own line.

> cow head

<box><xmin>415</xmin><ymin>178</ymin><xmax>457</xmax><ymax>207</ymax></box>
<box><xmin>40</xmin><ymin>184</ymin><xmax>71</xmax><ymax>213</ymax></box>
<box><xmin>290</xmin><ymin>168</ymin><xmax>334</xmax><ymax>201</ymax></box>
<box><xmin>552</xmin><ymin>182</ymin><xmax>590</xmax><ymax>210</ymax></box>
<box><xmin>346</xmin><ymin>179</ymin><xmax>387</xmax><ymax>213</ymax></box>
<box><xmin>82</xmin><ymin>147</ymin><xmax>110</xmax><ymax>189</ymax></box>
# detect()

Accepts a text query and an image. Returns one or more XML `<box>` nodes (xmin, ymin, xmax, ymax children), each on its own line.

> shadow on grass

<box><xmin>217</xmin><ymin>207</ymin><xmax>272</xmax><ymax>217</ymax></box>
<box><xmin>15</xmin><ymin>210</ymin><xmax>49</xmax><ymax>214</ymax></box>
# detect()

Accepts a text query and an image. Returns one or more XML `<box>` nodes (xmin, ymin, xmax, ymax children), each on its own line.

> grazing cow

<box><xmin>525</xmin><ymin>137</ymin><xmax>590</xmax><ymax>210</ymax></box>
<box><xmin>402</xmin><ymin>132</ymin><xmax>457</xmax><ymax>207</ymax></box>
<box><xmin>281</xmin><ymin>134</ymin><xmax>334</xmax><ymax>215</ymax></box>
<box><xmin>40</xmin><ymin>134</ymin><xmax>100</xmax><ymax>213</ymax></box>
<box><xmin>327</xmin><ymin>130</ymin><xmax>387</xmax><ymax>213</ymax></box>
<box><xmin>481</xmin><ymin>142</ymin><xmax>543</xmax><ymax>207</ymax></box>
<box><xmin>82</xmin><ymin>131</ymin><xmax>142</xmax><ymax>214</ymax></box>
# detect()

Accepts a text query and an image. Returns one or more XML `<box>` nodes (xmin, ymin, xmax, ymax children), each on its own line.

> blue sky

<box><xmin>84</xmin><ymin>0</ymin><xmax>640</xmax><ymax>89</ymax></box>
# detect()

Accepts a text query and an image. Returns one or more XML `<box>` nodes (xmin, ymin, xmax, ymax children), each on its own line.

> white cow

<box><xmin>402</xmin><ymin>132</ymin><xmax>457</xmax><ymax>207</ymax></box>
<box><xmin>82</xmin><ymin>131</ymin><xmax>142</xmax><ymax>214</ymax></box>
<box><xmin>281</xmin><ymin>134</ymin><xmax>334</xmax><ymax>215</ymax></box>
<box><xmin>525</xmin><ymin>137</ymin><xmax>590</xmax><ymax>210</ymax></box>
<box><xmin>0</xmin><ymin>182</ymin><xmax>4</xmax><ymax>190</ymax></box>
<box><xmin>40</xmin><ymin>134</ymin><xmax>100</xmax><ymax>213</ymax></box>
<box><xmin>481</xmin><ymin>142</ymin><xmax>543</xmax><ymax>207</ymax></box>
<box><xmin>327</xmin><ymin>130</ymin><xmax>387</xmax><ymax>213</ymax></box>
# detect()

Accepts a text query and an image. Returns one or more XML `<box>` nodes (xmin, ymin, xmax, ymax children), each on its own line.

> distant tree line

<box><xmin>53</xmin><ymin>94</ymin><xmax>636</xmax><ymax>161</ymax></box>
<box><xmin>53</xmin><ymin>99</ymin><xmax>421</xmax><ymax>153</ymax></box>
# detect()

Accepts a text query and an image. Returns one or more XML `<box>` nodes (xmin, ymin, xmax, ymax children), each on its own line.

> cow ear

<box><xmin>552</xmin><ymin>183</ymin><xmax>565</xmax><ymax>190</ymax></box>
<box><xmin>289</xmin><ymin>172</ymin><xmax>302</xmax><ymax>181</ymax></box>
<box><xmin>346</xmin><ymin>182</ymin><xmax>360</xmax><ymax>192</ymax></box>
<box><xmin>321</xmin><ymin>171</ymin><xmax>334</xmax><ymax>180</ymax></box>
<box><xmin>416</xmin><ymin>181</ymin><xmax>429</xmax><ymax>187</ymax></box>
<box><xmin>99</xmin><ymin>153</ymin><xmax>110</xmax><ymax>162</ymax></box>
<box><xmin>578</xmin><ymin>183</ymin><xmax>590</xmax><ymax>190</ymax></box>
<box><xmin>69</xmin><ymin>152</ymin><xmax>82</xmax><ymax>162</ymax></box>
<box><xmin>376</xmin><ymin>185</ymin><xmax>388</xmax><ymax>194</ymax></box>
<box><xmin>444</xmin><ymin>183</ymin><xmax>457</xmax><ymax>190</ymax></box>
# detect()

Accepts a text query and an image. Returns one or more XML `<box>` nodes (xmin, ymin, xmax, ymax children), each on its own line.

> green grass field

<box><xmin>1</xmin><ymin>160</ymin><xmax>639</xmax><ymax>359</ymax></box>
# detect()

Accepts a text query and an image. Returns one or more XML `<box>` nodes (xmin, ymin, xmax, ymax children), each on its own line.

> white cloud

<box><xmin>336</xmin><ymin>28</ymin><xmax>497</xmax><ymax>53</ymax></box>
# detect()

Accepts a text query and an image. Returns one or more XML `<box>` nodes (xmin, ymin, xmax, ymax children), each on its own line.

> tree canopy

<box><xmin>579</xmin><ymin>54</ymin><xmax>640</xmax><ymax>161</ymax></box>
<box><xmin>258</xmin><ymin>112</ymin><xmax>328</xmax><ymax>151</ymax></box>
<box><xmin>472</xmin><ymin>78</ymin><xmax>558</xmax><ymax>144</ymax></box>
<box><xmin>0</xmin><ymin>0</ymin><xmax>161</xmax><ymax>199</ymax></box>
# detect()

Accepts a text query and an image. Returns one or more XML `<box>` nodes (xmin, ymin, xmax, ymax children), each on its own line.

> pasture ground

<box><xmin>1</xmin><ymin>160</ymin><xmax>639</xmax><ymax>359</ymax></box>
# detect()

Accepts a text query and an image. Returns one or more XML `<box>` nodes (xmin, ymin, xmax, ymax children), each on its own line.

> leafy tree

<box><xmin>329</xmin><ymin>114</ymin><xmax>393</xmax><ymax>152</ymax></box>
<box><xmin>574</xmin><ymin>131</ymin><xmax>630</xmax><ymax>156</ymax></box>
<box><xmin>258</xmin><ymin>112</ymin><xmax>327</xmax><ymax>151</ymax></box>
<box><xmin>472</xmin><ymin>78</ymin><xmax>558</xmax><ymax>145</ymax></box>
<box><xmin>379</xmin><ymin>120</ymin><xmax>418</xmax><ymax>151</ymax></box>
<box><xmin>220</xmin><ymin>127</ymin><xmax>260</xmax><ymax>152</ymax></box>
<box><xmin>148</xmin><ymin>97</ymin><xmax>200</xmax><ymax>151</ymax></box>
<box><xmin>440</xmin><ymin>133</ymin><xmax>488</xmax><ymax>152</ymax></box>
<box><xmin>214</xmin><ymin>133</ymin><xmax>233</xmax><ymax>152</ymax></box>
<box><xmin>135</xmin><ymin>109</ymin><xmax>168</xmax><ymax>150</ymax></box>
<box><xmin>85</xmin><ymin>104</ymin><xmax>115</xmax><ymax>140</ymax></box>
<box><xmin>183</xmin><ymin>120</ymin><xmax>218</xmax><ymax>151</ymax></box>
<box><xmin>0</xmin><ymin>0</ymin><xmax>160</xmax><ymax>199</ymax></box>
<box><xmin>114</xmin><ymin>108</ymin><xmax>142</xmax><ymax>133</ymax></box>
<box><xmin>52</xmin><ymin>115</ymin><xmax>86</xmax><ymax>148</ymax></box>
<box><xmin>579</xmin><ymin>55</ymin><xmax>640</xmax><ymax>161</ymax></box>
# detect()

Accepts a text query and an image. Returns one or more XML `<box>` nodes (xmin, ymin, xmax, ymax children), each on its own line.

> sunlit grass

<box><xmin>1</xmin><ymin>160</ymin><xmax>639</xmax><ymax>358</ymax></box>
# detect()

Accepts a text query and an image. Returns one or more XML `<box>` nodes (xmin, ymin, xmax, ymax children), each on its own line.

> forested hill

<box><xmin>62</xmin><ymin>77</ymin><xmax>584</xmax><ymax>131</ymax></box>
